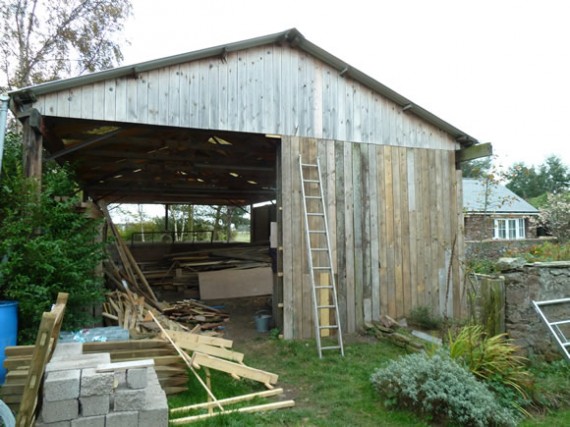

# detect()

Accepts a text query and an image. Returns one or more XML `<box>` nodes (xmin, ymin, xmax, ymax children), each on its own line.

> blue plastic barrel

<box><xmin>0</xmin><ymin>301</ymin><xmax>18</xmax><ymax>384</ymax></box>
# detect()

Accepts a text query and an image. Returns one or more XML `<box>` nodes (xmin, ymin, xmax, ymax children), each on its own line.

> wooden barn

<box><xmin>7</xmin><ymin>29</ymin><xmax>488</xmax><ymax>340</ymax></box>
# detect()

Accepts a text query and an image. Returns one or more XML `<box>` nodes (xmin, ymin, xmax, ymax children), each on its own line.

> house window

<box><xmin>493</xmin><ymin>218</ymin><xmax>525</xmax><ymax>240</ymax></box>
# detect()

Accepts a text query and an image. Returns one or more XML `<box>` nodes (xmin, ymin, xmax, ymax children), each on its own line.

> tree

<box><xmin>461</xmin><ymin>157</ymin><xmax>493</xmax><ymax>179</ymax></box>
<box><xmin>0</xmin><ymin>0</ymin><xmax>132</xmax><ymax>90</ymax></box>
<box><xmin>0</xmin><ymin>132</ymin><xmax>105</xmax><ymax>343</ymax></box>
<box><xmin>539</xmin><ymin>155</ymin><xmax>570</xmax><ymax>194</ymax></box>
<box><xmin>538</xmin><ymin>193</ymin><xmax>570</xmax><ymax>243</ymax></box>
<box><xmin>504</xmin><ymin>162</ymin><xmax>544</xmax><ymax>200</ymax></box>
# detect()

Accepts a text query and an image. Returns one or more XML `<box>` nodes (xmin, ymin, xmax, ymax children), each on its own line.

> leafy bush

<box><xmin>448</xmin><ymin>325</ymin><xmax>533</xmax><ymax>415</ymax></box>
<box><xmin>0</xmin><ymin>133</ymin><xmax>105</xmax><ymax>343</ymax></box>
<box><xmin>529</xmin><ymin>359</ymin><xmax>570</xmax><ymax>411</ymax></box>
<box><xmin>370</xmin><ymin>350</ymin><xmax>518</xmax><ymax>426</ymax></box>
<box><xmin>522</xmin><ymin>241</ymin><xmax>570</xmax><ymax>262</ymax></box>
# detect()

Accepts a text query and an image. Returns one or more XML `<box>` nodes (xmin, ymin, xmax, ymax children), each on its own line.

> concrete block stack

<box><xmin>35</xmin><ymin>343</ymin><xmax>168</xmax><ymax>426</ymax></box>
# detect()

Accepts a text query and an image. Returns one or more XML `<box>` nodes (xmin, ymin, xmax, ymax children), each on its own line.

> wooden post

<box><xmin>21</xmin><ymin>109</ymin><xmax>43</xmax><ymax>185</ymax></box>
<box><xmin>478</xmin><ymin>276</ymin><xmax>506</xmax><ymax>336</ymax></box>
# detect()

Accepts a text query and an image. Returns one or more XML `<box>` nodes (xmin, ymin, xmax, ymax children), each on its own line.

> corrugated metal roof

<box><xmin>9</xmin><ymin>28</ymin><xmax>480</xmax><ymax>146</ymax></box>
<box><xmin>463</xmin><ymin>178</ymin><xmax>539</xmax><ymax>214</ymax></box>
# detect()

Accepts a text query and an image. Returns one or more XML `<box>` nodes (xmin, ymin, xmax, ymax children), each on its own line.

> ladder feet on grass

<box><xmin>299</xmin><ymin>155</ymin><xmax>344</xmax><ymax>358</ymax></box>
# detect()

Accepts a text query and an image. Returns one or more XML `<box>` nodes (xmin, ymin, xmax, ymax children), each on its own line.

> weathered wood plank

<box><xmin>334</xmin><ymin>140</ymin><xmax>347</xmax><ymax>330</ymax></box>
<box><xmin>281</xmin><ymin>136</ymin><xmax>293</xmax><ymax>339</ymax></box>
<box><xmin>343</xmin><ymin>141</ymin><xmax>355</xmax><ymax>332</ymax></box>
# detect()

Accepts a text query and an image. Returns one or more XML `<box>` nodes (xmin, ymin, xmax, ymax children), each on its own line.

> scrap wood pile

<box><xmin>365</xmin><ymin>315</ymin><xmax>441</xmax><ymax>352</ymax></box>
<box><xmin>102</xmin><ymin>291</ymin><xmax>230</xmax><ymax>333</ymax></box>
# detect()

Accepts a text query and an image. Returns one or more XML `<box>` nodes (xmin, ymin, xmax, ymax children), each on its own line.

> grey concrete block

<box><xmin>105</xmin><ymin>411</ymin><xmax>138</xmax><ymax>427</ymax></box>
<box><xmin>52</xmin><ymin>342</ymin><xmax>83</xmax><ymax>361</ymax></box>
<box><xmin>44</xmin><ymin>369</ymin><xmax>80</xmax><ymax>402</ymax></box>
<box><xmin>80</xmin><ymin>368</ymin><xmax>114</xmax><ymax>397</ymax></box>
<box><xmin>40</xmin><ymin>398</ymin><xmax>79</xmax><ymax>423</ymax></box>
<box><xmin>113</xmin><ymin>388</ymin><xmax>146</xmax><ymax>411</ymax></box>
<box><xmin>138</xmin><ymin>385</ymin><xmax>168</xmax><ymax>427</ymax></box>
<box><xmin>114</xmin><ymin>370</ymin><xmax>126</xmax><ymax>388</ymax></box>
<box><xmin>80</xmin><ymin>394</ymin><xmax>110</xmax><ymax>416</ymax></box>
<box><xmin>70</xmin><ymin>415</ymin><xmax>105</xmax><ymax>427</ymax></box>
<box><xmin>46</xmin><ymin>353</ymin><xmax>111</xmax><ymax>373</ymax></box>
<box><xmin>147</xmin><ymin>368</ymin><xmax>160</xmax><ymax>386</ymax></box>
<box><xmin>126</xmin><ymin>367</ymin><xmax>147</xmax><ymax>389</ymax></box>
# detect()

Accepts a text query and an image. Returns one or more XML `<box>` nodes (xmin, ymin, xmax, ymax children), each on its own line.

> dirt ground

<box><xmin>201</xmin><ymin>296</ymin><xmax>275</xmax><ymax>347</ymax></box>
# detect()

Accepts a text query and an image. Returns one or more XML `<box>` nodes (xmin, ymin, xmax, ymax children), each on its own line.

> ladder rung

<box><xmin>307</xmin><ymin>213</ymin><xmax>324</xmax><ymax>216</ymax></box>
<box><xmin>303</xmin><ymin>179</ymin><xmax>320</xmax><ymax>183</ymax></box>
<box><xmin>550</xmin><ymin>320</ymin><xmax>570</xmax><ymax>326</ymax></box>
<box><xmin>313</xmin><ymin>267</ymin><xmax>331</xmax><ymax>270</ymax></box>
<box><xmin>309</xmin><ymin>230</ymin><xmax>326</xmax><ymax>234</ymax></box>
<box><xmin>321</xmin><ymin>345</ymin><xmax>342</xmax><ymax>351</ymax></box>
<box><xmin>563</xmin><ymin>343</ymin><xmax>570</xmax><ymax>347</ymax></box>
<box><xmin>317</xmin><ymin>305</ymin><xmax>335</xmax><ymax>309</ymax></box>
<box><xmin>315</xmin><ymin>285</ymin><xmax>333</xmax><ymax>290</ymax></box>
<box><xmin>319</xmin><ymin>325</ymin><xmax>339</xmax><ymax>330</ymax></box>
<box><xmin>306</xmin><ymin>196</ymin><xmax>322</xmax><ymax>199</ymax></box>
<box><xmin>300</xmin><ymin>163</ymin><xmax>318</xmax><ymax>167</ymax></box>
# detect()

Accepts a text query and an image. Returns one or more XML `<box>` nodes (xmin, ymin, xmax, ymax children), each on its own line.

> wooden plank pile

<box><xmin>147</xmin><ymin>313</ymin><xmax>294</xmax><ymax>424</ymax></box>
<box><xmin>102</xmin><ymin>291</ymin><xmax>230</xmax><ymax>333</ymax></box>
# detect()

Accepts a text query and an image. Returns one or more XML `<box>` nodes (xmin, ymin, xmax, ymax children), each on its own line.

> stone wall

<box><xmin>501</xmin><ymin>262</ymin><xmax>570</xmax><ymax>360</ymax></box>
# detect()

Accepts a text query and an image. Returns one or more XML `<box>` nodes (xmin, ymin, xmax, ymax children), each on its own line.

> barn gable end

<box><xmin>9</xmin><ymin>28</ymin><xmax>477</xmax><ymax>340</ymax></box>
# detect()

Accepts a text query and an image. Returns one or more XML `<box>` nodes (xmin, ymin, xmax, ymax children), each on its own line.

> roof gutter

<box><xmin>0</xmin><ymin>93</ymin><xmax>10</xmax><ymax>177</ymax></box>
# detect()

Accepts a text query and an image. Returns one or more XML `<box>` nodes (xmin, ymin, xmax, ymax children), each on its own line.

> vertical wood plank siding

<box><xmin>35</xmin><ymin>45</ymin><xmax>456</xmax><ymax>151</ymax></box>
<box><xmin>31</xmin><ymin>42</ymin><xmax>466</xmax><ymax>339</ymax></box>
<box><xmin>281</xmin><ymin>136</ymin><xmax>463</xmax><ymax>338</ymax></box>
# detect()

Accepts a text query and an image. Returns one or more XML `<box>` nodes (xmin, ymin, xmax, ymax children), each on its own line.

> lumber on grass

<box><xmin>169</xmin><ymin>400</ymin><xmax>295</xmax><ymax>424</ymax></box>
<box><xmin>164</xmin><ymin>329</ymin><xmax>233</xmax><ymax>349</ymax></box>
<box><xmin>148</xmin><ymin>311</ymin><xmax>224</xmax><ymax>411</ymax></box>
<box><xmin>190</xmin><ymin>352</ymin><xmax>278</xmax><ymax>386</ymax></box>
<box><xmin>170</xmin><ymin>388</ymin><xmax>284</xmax><ymax>414</ymax></box>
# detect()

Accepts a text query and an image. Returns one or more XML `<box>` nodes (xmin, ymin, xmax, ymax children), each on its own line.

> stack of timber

<box><xmin>148</xmin><ymin>313</ymin><xmax>294</xmax><ymax>424</ymax></box>
<box><xmin>162</xmin><ymin>299</ymin><xmax>230</xmax><ymax>330</ymax></box>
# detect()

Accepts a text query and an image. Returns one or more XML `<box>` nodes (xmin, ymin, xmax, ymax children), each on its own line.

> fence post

<box><xmin>479</xmin><ymin>275</ymin><xmax>506</xmax><ymax>336</ymax></box>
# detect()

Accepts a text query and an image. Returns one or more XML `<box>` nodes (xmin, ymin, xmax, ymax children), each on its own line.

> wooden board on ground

<box><xmin>199</xmin><ymin>267</ymin><xmax>273</xmax><ymax>299</ymax></box>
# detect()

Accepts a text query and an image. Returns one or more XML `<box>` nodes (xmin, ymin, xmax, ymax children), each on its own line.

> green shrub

<box><xmin>370</xmin><ymin>350</ymin><xmax>518</xmax><ymax>426</ymax></box>
<box><xmin>408</xmin><ymin>305</ymin><xmax>442</xmax><ymax>330</ymax></box>
<box><xmin>522</xmin><ymin>241</ymin><xmax>570</xmax><ymax>262</ymax></box>
<box><xmin>448</xmin><ymin>325</ymin><xmax>533</xmax><ymax>416</ymax></box>
<box><xmin>0</xmin><ymin>133</ymin><xmax>105</xmax><ymax>343</ymax></box>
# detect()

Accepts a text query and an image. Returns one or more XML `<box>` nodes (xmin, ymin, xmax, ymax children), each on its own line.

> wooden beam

<box><xmin>170</xmin><ymin>388</ymin><xmax>284</xmax><ymax>414</ymax></box>
<box><xmin>191</xmin><ymin>352</ymin><xmax>278</xmax><ymax>386</ymax></box>
<box><xmin>95</xmin><ymin>359</ymin><xmax>154</xmax><ymax>372</ymax></box>
<box><xmin>170</xmin><ymin>400</ymin><xmax>295</xmax><ymax>424</ymax></box>
<box><xmin>456</xmin><ymin>142</ymin><xmax>493</xmax><ymax>164</ymax></box>
<box><xmin>21</xmin><ymin>111</ymin><xmax>43</xmax><ymax>183</ymax></box>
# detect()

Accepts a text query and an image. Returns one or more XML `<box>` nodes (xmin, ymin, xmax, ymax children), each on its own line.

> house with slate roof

<box><xmin>463</xmin><ymin>178</ymin><xmax>539</xmax><ymax>242</ymax></box>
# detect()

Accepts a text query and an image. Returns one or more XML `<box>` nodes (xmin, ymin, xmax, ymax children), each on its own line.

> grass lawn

<box><xmin>168</xmin><ymin>334</ymin><xmax>570</xmax><ymax>426</ymax></box>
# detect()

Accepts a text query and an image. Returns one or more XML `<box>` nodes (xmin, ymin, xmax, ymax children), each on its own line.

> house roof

<box><xmin>10</xmin><ymin>28</ymin><xmax>479</xmax><ymax>147</ymax></box>
<box><xmin>463</xmin><ymin>178</ymin><xmax>539</xmax><ymax>214</ymax></box>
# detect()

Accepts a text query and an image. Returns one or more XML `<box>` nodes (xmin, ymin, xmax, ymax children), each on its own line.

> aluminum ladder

<box><xmin>532</xmin><ymin>297</ymin><xmax>570</xmax><ymax>361</ymax></box>
<box><xmin>299</xmin><ymin>155</ymin><xmax>344</xmax><ymax>358</ymax></box>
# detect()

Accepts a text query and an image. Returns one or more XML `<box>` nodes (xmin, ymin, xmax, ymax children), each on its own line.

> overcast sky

<box><xmin>121</xmin><ymin>0</ymin><xmax>570</xmax><ymax>170</ymax></box>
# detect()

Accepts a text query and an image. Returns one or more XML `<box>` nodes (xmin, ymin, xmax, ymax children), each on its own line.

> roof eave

<box><xmin>9</xmin><ymin>27</ymin><xmax>479</xmax><ymax>146</ymax></box>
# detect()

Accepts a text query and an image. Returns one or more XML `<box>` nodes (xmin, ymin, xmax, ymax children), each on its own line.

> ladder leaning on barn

<box><xmin>298</xmin><ymin>155</ymin><xmax>344</xmax><ymax>358</ymax></box>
